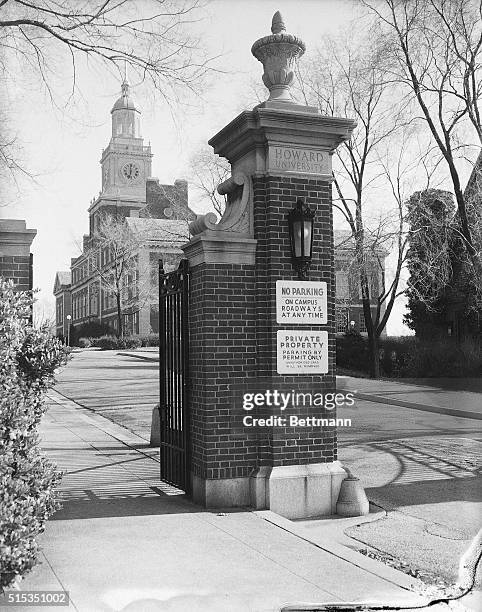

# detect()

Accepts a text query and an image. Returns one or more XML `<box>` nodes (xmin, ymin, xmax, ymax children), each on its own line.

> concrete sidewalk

<box><xmin>0</xmin><ymin>391</ymin><xmax>434</xmax><ymax>612</ymax></box>
<box><xmin>338</xmin><ymin>375</ymin><xmax>482</xmax><ymax>420</ymax></box>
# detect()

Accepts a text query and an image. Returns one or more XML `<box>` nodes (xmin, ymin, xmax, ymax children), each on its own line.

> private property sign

<box><xmin>276</xmin><ymin>330</ymin><xmax>329</xmax><ymax>374</ymax></box>
<box><xmin>276</xmin><ymin>280</ymin><xmax>327</xmax><ymax>324</ymax></box>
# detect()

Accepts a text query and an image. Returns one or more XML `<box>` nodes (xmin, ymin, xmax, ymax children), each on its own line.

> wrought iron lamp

<box><xmin>287</xmin><ymin>198</ymin><xmax>315</xmax><ymax>279</ymax></box>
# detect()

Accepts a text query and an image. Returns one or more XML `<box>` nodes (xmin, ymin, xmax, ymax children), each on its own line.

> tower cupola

<box><xmin>111</xmin><ymin>79</ymin><xmax>141</xmax><ymax>139</ymax></box>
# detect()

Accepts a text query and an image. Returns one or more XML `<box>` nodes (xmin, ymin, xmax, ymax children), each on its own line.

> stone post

<box><xmin>0</xmin><ymin>219</ymin><xmax>37</xmax><ymax>291</ymax></box>
<box><xmin>182</xmin><ymin>13</ymin><xmax>356</xmax><ymax>518</ymax></box>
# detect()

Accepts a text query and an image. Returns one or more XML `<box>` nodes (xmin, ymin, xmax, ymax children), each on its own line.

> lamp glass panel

<box><xmin>303</xmin><ymin>221</ymin><xmax>312</xmax><ymax>257</ymax></box>
<box><xmin>293</xmin><ymin>221</ymin><xmax>303</xmax><ymax>257</ymax></box>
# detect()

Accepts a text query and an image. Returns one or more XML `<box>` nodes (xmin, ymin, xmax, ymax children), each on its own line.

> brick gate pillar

<box><xmin>182</xmin><ymin>13</ymin><xmax>356</xmax><ymax>518</ymax></box>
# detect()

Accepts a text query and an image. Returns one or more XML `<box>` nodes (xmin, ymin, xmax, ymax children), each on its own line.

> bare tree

<box><xmin>84</xmin><ymin>214</ymin><xmax>145</xmax><ymax>338</ymax></box>
<box><xmin>0</xmin><ymin>0</ymin><xmax>216</xmax><ymax>187</ymax></box>
<box><xmin>188</xmin><ymin>146</ymin><xmax>230</xmax><ymax>216</ymax></box>
<box><xmin>0</xmin><ymin>0</ymin><xmax>213</xmax><ymax>97</ymax></box>
<box><xmin>0</xmin><ymin>85</ymin><xmax>33</xmax><ymax>201</ymax></box>
<box><xmin>297</xmin><ymin>31</ymin><xmax>412</xmax><ymax>377</ymax></box>
<box><xmin>362</xmin><ymin>0</ymin><xmax>482</xmax><ymax>289</ymax></box>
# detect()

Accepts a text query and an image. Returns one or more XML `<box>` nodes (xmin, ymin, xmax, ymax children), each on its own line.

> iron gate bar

<box><xmin>158</xmin><ymin>259</ymin><xmax>190</xmax><ymax>492</ymax></box>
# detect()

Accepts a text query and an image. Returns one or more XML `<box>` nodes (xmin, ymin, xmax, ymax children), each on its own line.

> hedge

<box><xmin>336</xmin><ymin>333</ymin><xmax>482</xmax><ymax>377</ymax></box>
<box><xmin>0</xmin><ymin>280</ymin><xmax>69</xmax><ymax>590</ymax></box>
<box><xmin>79</xmin><ymin>335</ymin><xmax>159</xmax><ymax>350</ymax></box>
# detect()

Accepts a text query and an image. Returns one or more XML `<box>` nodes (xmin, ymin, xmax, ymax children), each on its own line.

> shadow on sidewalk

<box><xmin>52</xmin><ymin>488</ymin><xmax>196</xmax><ymax>521</ymax></box>
<box><xmin>367</xmin><ymin>475</ymin><xmax>482</xmax><ymax>509</ymax></box>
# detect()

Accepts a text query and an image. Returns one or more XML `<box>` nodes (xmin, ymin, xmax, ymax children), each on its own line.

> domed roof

<box><xmin>111</xmin><ymin>80</ymin><xmax>139</xmax><ymax>113</ymax></box>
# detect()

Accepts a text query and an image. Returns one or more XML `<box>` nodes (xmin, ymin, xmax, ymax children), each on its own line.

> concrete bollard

<box><xmin>150</xmin><ymin>404</ymin><xmax>160</xmax><ymax>447</ymax></box>
<box><xmin>336</xmin><ymin>468</ymin><xmax>369</xmax><ymax>517</ymax></box>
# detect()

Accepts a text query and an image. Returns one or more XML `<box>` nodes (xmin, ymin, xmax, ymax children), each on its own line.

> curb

<box><xmin>339</xmin><ymin>389</ymin><xmax>482</xmax><ymax>421</ymax></box>
<box><xmin>117</xmin><ymin>351</ymin><xmax>159</xmax><ymax>362</ymax></box>
<box><xmin>255</xmin><ymin>509</ymin><xmax>428</xmax><ymax>598</ymax></box>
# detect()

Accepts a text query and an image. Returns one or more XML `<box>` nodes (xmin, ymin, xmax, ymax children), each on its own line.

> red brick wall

<box><xmin>252</xmin><ymin>174</ymin><xmax>337</xmax><ymax>467</ymax></box>
<box><xmin>187</xmin><ymin>173</ymin><xmax>338</xmax><ymax>483</ymax></box>
<box><xmin>188</xmin><ymin>262</ymin><xmax>258</xmax><ymax>481</ymax></box>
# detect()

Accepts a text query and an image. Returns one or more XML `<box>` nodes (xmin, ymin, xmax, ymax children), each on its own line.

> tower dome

<box><xmin>111</xmin><ymin>80</ymin><xmax>138</xmax><ymax>113</ymax></box>
<box><xmin>110</xmin><ymin>79</ymin><xmax>141</xmax><ymax>140</ymax></box>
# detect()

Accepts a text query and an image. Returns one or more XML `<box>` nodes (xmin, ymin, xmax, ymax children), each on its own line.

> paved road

<box><xmin>337</xmin><ymin>398</ymin><xmax>481</xmax><ymax>584</ymax></box>
<box><xmin>54</xmin><ymin>351</ymin><xmax>482</xmax><ymax>587</ymax></box>
<box><xmin>55</xmin><ymin>350</ymin><xmax>157</xmax><ymax>441</ymax></box>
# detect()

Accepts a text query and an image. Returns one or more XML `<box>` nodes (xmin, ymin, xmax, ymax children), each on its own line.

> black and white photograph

<box><xmin>0</xmin><ymin>0</ymin><xmax>481</xmax><ymax>610</ymax></box>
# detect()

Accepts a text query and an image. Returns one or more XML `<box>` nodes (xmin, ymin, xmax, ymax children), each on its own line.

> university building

<box><xmin>54</xmin><ymin>80</ymin><xmax>192</xmax><ymax>340</ymax></box>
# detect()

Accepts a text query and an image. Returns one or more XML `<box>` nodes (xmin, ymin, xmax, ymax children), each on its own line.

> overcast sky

<box><xmin>2</xmin><ymin>0</ymin><xmax>470</xmax><ymax>334</ymax></box>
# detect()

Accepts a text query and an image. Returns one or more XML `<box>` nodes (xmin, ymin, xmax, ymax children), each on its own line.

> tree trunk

<box><xmin>116</xmin><ymin>294</ymin><xmax>123</xmax><ymax>338</ymax></box>
<box><xmin>367</xmin><ymin>331</ymin><xmax>380</xmax><ymax>379</ymax></box>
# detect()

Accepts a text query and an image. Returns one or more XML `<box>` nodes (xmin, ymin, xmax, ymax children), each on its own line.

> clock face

<box><xmin>122</xmin><ymin>162</ymin><xmax>140</xmax><ymax>181</ymax></box>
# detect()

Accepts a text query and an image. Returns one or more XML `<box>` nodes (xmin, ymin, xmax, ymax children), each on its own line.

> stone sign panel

<box><xmin>276</xmin><ymin>330</ymin><xmax>329</xmax><ymax>374</ymax></box>
<box><xmin>276</xmin><ymin>280</ymin><xmax>327</xmax><ymax>324</ymax></box>
<box><xmin>268</xmin><ymin>145</ymin><xmax>330</xmax><ymax>175</ymax></box>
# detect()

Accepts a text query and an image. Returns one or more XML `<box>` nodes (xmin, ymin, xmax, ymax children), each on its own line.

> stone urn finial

<box><xmin>251</xmin><ymin>12</ymin><xmax>305</xmax><ymax>103</ymax></box>
<box><xmin>271</xmin><ymin>11</ymin><xmax>286</xmax><ymax>34</ymax></box>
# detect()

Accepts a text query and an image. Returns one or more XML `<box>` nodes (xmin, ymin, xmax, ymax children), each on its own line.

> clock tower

<box><xmin>88</xmin><ymin>79</ymin><xmax>153</xmax><ymax>226</ymax></box>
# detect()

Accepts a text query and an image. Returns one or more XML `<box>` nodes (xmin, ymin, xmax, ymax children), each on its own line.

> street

<box><xmin>53</xmin><ymin>350</ymin><xmax>482</xmax><ymax>587</ymax></box>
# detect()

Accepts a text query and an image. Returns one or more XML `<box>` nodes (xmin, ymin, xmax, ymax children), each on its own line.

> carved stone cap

<box><xmin>251</xmin><ymin>12</ymin><xmax>306</xmax><ymax>103</ymax></box>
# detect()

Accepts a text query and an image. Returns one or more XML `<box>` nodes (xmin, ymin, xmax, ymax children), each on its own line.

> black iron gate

<box><xmin>159</xmin><ymin>259</ymin><xmax>190</xmax><ymax>492</ymax></box>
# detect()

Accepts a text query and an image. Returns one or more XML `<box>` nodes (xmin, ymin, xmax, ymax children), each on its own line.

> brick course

<box><xmin>0</xmin><ymin>254</ymin><xmax>33</xmax><ymax>291</ymax></box>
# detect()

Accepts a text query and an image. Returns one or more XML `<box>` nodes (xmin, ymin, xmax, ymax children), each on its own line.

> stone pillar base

<box><xmin>191</xmin><ymin>461</ymin><xmax>347</xmax><ymax>518</ymax></box>
<box><xmin>250</xmin><ymin>461</ymin><xmax>347</xmax><ymax>519</ymax></box>
<box><xmin>191</xmin><ymin>473</ymin><xmax>251</xmax><ymax>508</ymax></box>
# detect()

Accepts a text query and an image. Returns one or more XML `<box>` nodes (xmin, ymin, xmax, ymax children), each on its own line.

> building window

<box><xmin>89</xmin><ymin>284</ymin><xmax>98</xmax><ymax>315</ymax></box>
<box><xmin>355</xmin><ymin>272</ymin><xmax>379</xmax><ymax>301</ymax></box>
<box><xmin>359</xmin><ymin>312</ymin><xmax>367</xmax><ymax>333</ymax></box>
<box><xmin>335</xmin><ymin>272</ymin><xmax>349</xmax><ymax>300</ymax></box>
<box><xmin>56</xmin><ymin>298</ymin><xmax>63</xmax><ymax>327</ymax></box>
<box><xmin>123</xmin><ymin>311</ymin><xmax>139</xmax><ymax>336</ymax></box>
<box><xmin>336</xmin><ymin>310</ymin><xmax>348</xmax><ymax>333</ymax></box>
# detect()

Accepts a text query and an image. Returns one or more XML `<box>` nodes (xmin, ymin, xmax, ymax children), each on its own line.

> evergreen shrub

<box><xmin>336</xmin><ymin>332</ymin><xmax>369</xmax><ymax>373</ymax></box>
<box><xmin>140</xmin><ymin>334</ymin><xmax>159</xmax><ymax>347</ymax></box>
<box><xmin>90</xmin><ymin>335</ymin><xmax>142</xmax><ymax>350</ymax></box>
<box><xmin>398</xmin><ymin>339</ymin><xmax>481</xmax><ymax>377</ymax></box>
<box><xmin>92</xmin><ymin>335</ymin><xmax>118</xmax><ymax>350</ymax></box>
<box><xmin>336</xmin><ymin>333</ymin><xmax>481</xmax><ymax>377</ymax></box>
<box><xmin>123</xmin><ymin>337</ymin><xmax>142</xmax><ymax>349</ymax></box>
<box><xmin>70</xmin><ymin>321</ymin><xmax>113</xmax><ymax>345</ymax></box>
<box><xmin>0</xmin><ymin>280</ymin><xmax>69</xmax><ymax>590</ymax></box>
